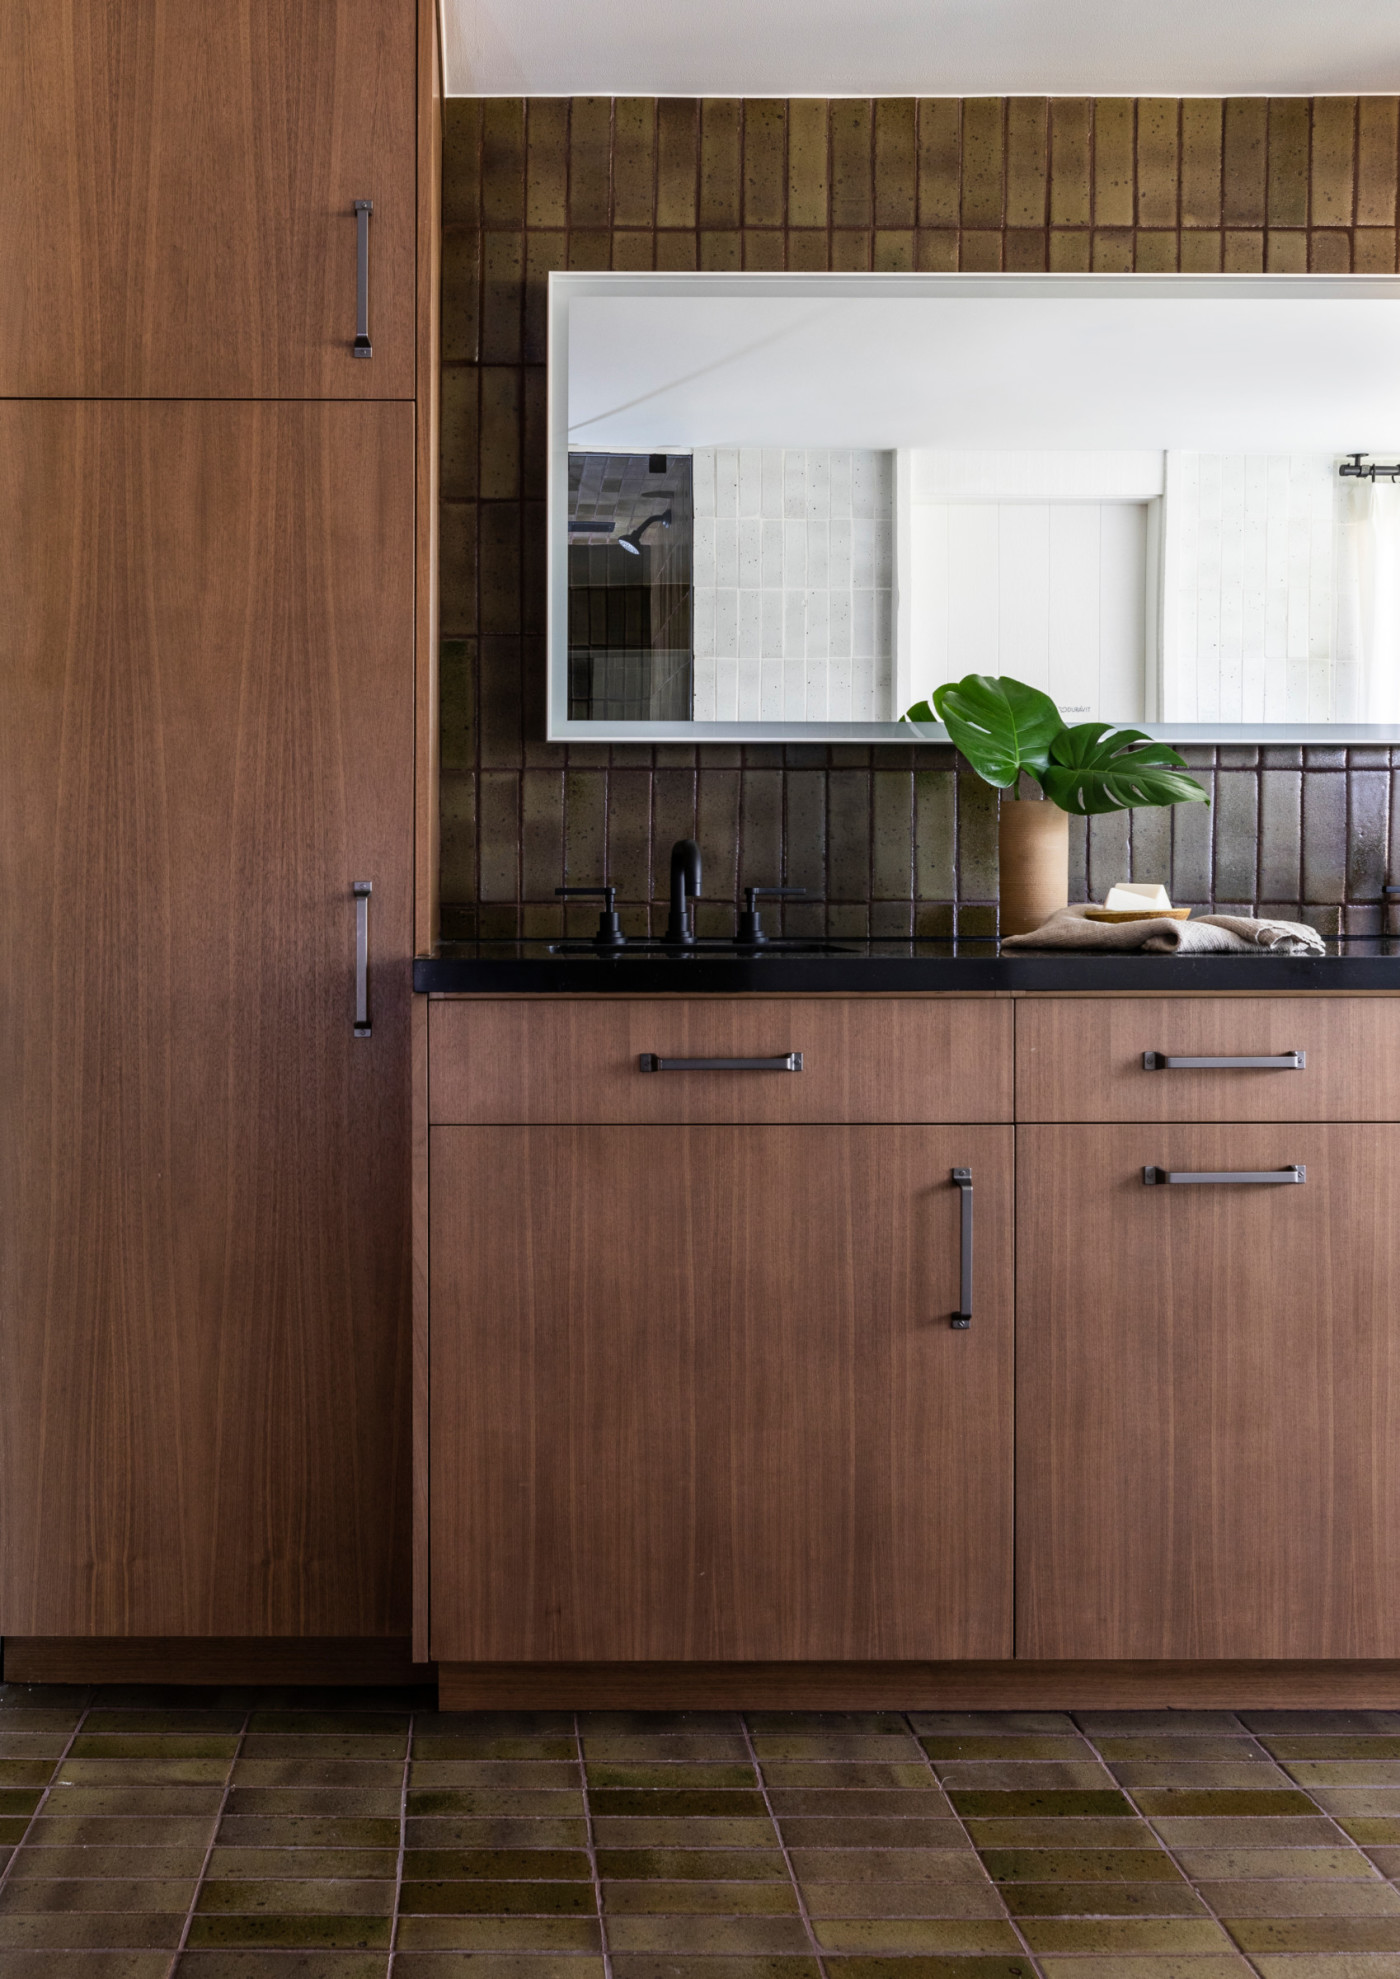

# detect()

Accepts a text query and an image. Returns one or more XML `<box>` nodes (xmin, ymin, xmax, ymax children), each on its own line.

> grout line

<box><xmin>0</xmin><ymin>1684</ymin><xmax>94</xmax><ymax>1909</ymax></box>
<box><xmin>904</xmin><ymin>1709</ymin><xmax>1048</xmax><ymax>1979</ymax></box>
<box><xmin>1082</xmin><ymin>1706</ymin><xmax>1309</xmax><ymax>1979</ymax></box>
<box><xmin>385</xmin><ymin>1699</ymin><xmax>416</xmax><ymax>1974</ymax></box>
<box><xmin>574</xmin><ymin>1710</ymin><xmax>615</xmax><ymax>1979</ymax></box>
<box><xmin>738</xmin><ymin>1710</ymin><xmax>830</xmax><ymax>1977</ymax></box>
<box><xmin>168</xmin><ymin>1695</ymin><xmax>253</xmax><ymax>1975</ymax></box>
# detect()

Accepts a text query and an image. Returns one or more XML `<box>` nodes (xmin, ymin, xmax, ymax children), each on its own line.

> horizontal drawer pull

<box><xmin>1142</xmin><ymin>1050</ymin><xmax>1305</xmax><ymax>1070</ymax></box>
<box><xmin>639</xmin><ymin>1052</ymin><xmax>803</xmax><ymax>1073</ymax></box>
<box><xmin>1143</xmin><ymin>1164</ymin><xmax>1306</xmax><ymax>1186</ymax></box>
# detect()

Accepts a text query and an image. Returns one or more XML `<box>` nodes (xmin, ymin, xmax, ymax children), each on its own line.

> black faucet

<box><xmin>663</xmin><ymin>838</ymin><xmax>702</xmax><ymax>945</ymax></box>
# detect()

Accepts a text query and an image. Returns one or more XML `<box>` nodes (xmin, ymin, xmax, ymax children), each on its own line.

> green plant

<box><xmin>904</xmin><ymin>674</ymin><xmax>1210</xmax><ymax>817</ymax></box>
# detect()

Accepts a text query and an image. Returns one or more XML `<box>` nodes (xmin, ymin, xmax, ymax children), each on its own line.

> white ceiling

<box><xmin>442</xmin><ymin>0</ymin><xmax>1400</xmax><ymax>99</ymax></box>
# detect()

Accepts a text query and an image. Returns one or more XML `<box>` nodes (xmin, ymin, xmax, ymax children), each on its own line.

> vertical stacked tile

<box><xmin>753</xmin><ymin>1710</ymin><xmax>1024</xmax><ymax>1965</ymax></box>
<box><xmin>397</xmin><ymin>1709</ymin><xmax>601</xmax><ymax>1967</ymax></box>
<box><xmin>439</xmin><ymin>97</ymin><xmax>1400</xmax><ymax>941</ymax></box>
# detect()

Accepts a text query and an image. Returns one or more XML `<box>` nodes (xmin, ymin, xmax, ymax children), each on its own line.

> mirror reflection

<box><xmin>550</xmin><ymin>273</ymin><xmax>1400</xmax><ymax>741</ymax></box>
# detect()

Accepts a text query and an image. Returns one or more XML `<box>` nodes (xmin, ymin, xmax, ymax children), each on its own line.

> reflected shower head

<box><xmin>618</xmin><ymin>508</ymin><xmax>672</xmax><ymax>555</ymax></box>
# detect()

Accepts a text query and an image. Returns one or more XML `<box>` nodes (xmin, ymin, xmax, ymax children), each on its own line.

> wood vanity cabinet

<box><xmin>1</xmin><ymin>0</ymin><xmax>417</xmax><ymax>398</ymax></box>
<box><xmin>1016</xmin><ymin>997</ymin><xmax>1400</xmax><ymax>1663</ymax></box>
<box><xmin>426</xmin><ymin>998</ymin><xmax>1015</xmax><ymax>1666</ymax></box>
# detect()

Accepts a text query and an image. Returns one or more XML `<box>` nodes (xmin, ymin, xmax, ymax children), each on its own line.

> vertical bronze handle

<box><xmin>951</xmin><ymin>1168</ymin><xmax>972</xmax><ymax>1328</ymax></box>
<box><xmin>353</xmin><ymin>882</ymin><xmax>372</xmax><ymax>1035</ymax></box>
<box><xmin>353</xmin><ymin>201</ymin><xmax>373</xmax><ymax>358</ymax></box>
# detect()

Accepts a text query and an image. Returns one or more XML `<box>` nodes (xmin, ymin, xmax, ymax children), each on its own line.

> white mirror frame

<box><xmin>546</xmin><ymin>269</ymin><xmax>1400</xmax><ymax>745</ymax></box>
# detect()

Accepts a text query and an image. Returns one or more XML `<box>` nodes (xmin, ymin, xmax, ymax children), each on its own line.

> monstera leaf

<box><xmin>1039</xmin><ymin>723</ymin><xmax>1210</xmax><ymax>816</ymax></box>
<box><xmin>911</xmin><ymin>674</ymin><xmax>1063</xmax><ymax>789</ymax></box>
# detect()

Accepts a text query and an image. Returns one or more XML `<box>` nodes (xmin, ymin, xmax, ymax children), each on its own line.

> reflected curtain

<box><xmin>1335</xmin><ymin>478</ymin><xmax>1400</xmax><ymax>722</ymax></box>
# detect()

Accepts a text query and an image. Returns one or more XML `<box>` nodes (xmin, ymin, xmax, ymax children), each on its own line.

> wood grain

<box><xmin>8</xmin><ymin>1638</ymin><xmax>423</xmax><ymax>1686</ymax></box>
<box><xmin>0</xmin><ymin>0</ymin><xmax>416</xmax><ymax>396</ymax></box>
<box><xmin>428</xmin><ymin>998</ymin><xmax>1014</xmax><ymax>1123</ymax></box>
<box><xmin>1018</xmin><ymin>1124</ymin><xmax>1400</xmax><ymax>1659</ymax></box>
<box><xmin>414</xmin><ymin>0</ymin><xmax>442</xmax><ymax>955</ymax></box>
<box><xmin>1017</xmin><ymin>995</ymin><xmax>1400</xmax><ymax>1120</ymax></box>
<box><xmin>412</xmin><ymin>993</ymin><xmax>431</xmax><ymax>1666</ymax></box>
<box><xmin>0</xmin><ymin>402</ymin><xmax>415</xmax><ymax>1636</ymax></box>
<box><xmin>429</xmin><ymin>1124</ymin><xmax>1014</xmax><ymax>1662</ymax></box>
<box><xmin>439</xmin><ymin>1659</ymin><xmax>1400</xmax><ymax>1711</ymax></box>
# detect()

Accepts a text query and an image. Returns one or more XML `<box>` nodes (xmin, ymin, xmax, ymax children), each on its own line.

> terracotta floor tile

<box><xmin>1017</xmin><ymin>1918</ymin><xmax>1236</xmax><ymax>1952</ymax></box>
<box><xmin>601</xmin><ymin>1881</ymin><xmax>799</xmax><ymax>1914</ymax></box>
<box><xmin>811</xmin><ymin>1919</ymin><xmax>1025</xmax><ymax>1953</ymax></box>
<box><xmin>0</xmin><ymin>1956</ymin><xmax>177</xmax><ymax>1978</ymax></box>
<box><xmin>964</xmin><ymin>1819</ymin><xmax>1156</xmax><ymax>1847</ymax></box>
<box><xmin>933</xmin><ymin>1765</ymin><xmax>1116</xmax><ymax>1791</ymax></box>
<box><xmin>607</xmin><ymin>1959</ymin><xmax>821</xmax><ymax>1978</ymax></box>
<box><xmin>1173</xmin><ymin>1850</ymin><xmax>1381</xmax><ymax>1880</ymax></box>
<box><xmin>787</xmin><ymin>1848</ymin><xmax>990</xmax><ymax>1884</ymax></box>
<box><xmin>1150</xmin><ymin>1818</ymin><xmax>1345</xmax><ymax>1849</ymax></box>
<box><xmin>8</xmin><ymin>1844</ymin><xmax>209</xmax><ymax>1877</ymax></box>
<box><xmin>999</xmin><ymin>1881</ymin><xmax>1210</xmax><ymax>1918</ymax></box>
<box><xmin>979</xmin><ymin>1848</ymin><xmax>1184</xmax><ymax>1883</ymax></box>
<box><xmin>605</xmin><ymin>1914</ymin><xmax>815</xmax><ymax>1951</ymax></box>
<box><xmin>910</xmin><ymin>1715</ymin><xmax>1074</xmax><ymax>1734</ymax></box>
<box><xmin>184</xmin><ymin>1914</ymin><xmax>392</xmax><ymax>1948</ymax></box>
<box><xmin>0</xmin><ymin>1879</ymin><xmax>198</xmax><ymax>1912</ymax></box>
<box><xmin>798</xmin><ymin>1882</ymin><xmax>1006</xmax><ymax>1919</ymax></box>
<box><xmin>775</xmin><ymin>1816</ymin><xmax>967</xmax><ymax>1844</ymax></box>
<box><xmin>1201</xmin><ymin>1878</ymin><xmax>1400</xmax><ymax>1914</ymax></box>
<box><xmin>592</xmin><ymin>1817</ymin><xmax>777</xmax><ymax>1846</ymax></box>
<box><xmin>0</xmin><ymin>1915</ymin><xmax>187</xmax><ymax>1949</ymax></box>
<box><xmin>917</xmin><ymin>1737</ymin><xmax>1091</xmax><ymax>1761</ymax></box>
<box><xmin>392</xmin><ymin>1959</ymin><xmax>602</xmax><ymax>1979</ymax></box>
<box><xmin>401</xmin><ymin>1818</ymin><xmax>588</xmax><ymax>1847</ymax></box>
<box><xmin>392</xmin><ymin>1914</ymin><xmax>601</xmax><ymax>1950</ymax></box>
<box><xmin>1225</xmin><ymin>1916</ymin><xmax>1400</xmax><ymax>1950</ymax></box>
<box><xmin>1036</xmin><ymin>1959</ymin><xmax>1253</xmax><ymax>1977</ymax></box>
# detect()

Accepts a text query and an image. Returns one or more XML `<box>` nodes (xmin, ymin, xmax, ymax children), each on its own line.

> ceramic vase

<box><xmin>998</xmin><ymin>798</ymin><xmax>1069</xmax><ymax>937</ymax></box>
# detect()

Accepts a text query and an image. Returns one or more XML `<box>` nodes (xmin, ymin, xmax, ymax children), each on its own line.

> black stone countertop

<box><xmin>414</xmin><ymin>938</ymin><xmax>1400</xmax><ymax>995</ymax></box>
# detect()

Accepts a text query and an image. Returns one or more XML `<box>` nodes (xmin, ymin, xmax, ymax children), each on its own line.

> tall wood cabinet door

<box><xmin>429</xmin><ymin>1125</ymin><xmax>1014</xmax><ymax>1663</ymax></box>
<box><xmin>1</xmin><ymin>0</ymin><xmax>416</xmax><ymax>397</ymax></box>
<box><xmin>0</xmin><ymin>402</ymin><xmax>414</xmax><ymax>1636</ymax></box>
<box><xmin>1018</xmin><ymin>1125</ymin><xmax>1400</xmax><ymax>1660</ymax></box>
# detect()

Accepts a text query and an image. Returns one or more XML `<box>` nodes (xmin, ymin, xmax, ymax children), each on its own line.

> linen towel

<box><xmin>1002</xmin><ymin>902</ymin><xmax>1327</xmax><ymax>955</ymax></box>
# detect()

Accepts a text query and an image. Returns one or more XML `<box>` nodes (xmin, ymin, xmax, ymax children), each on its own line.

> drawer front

<box><xmin>429</xmin><ymin>997</ymin><xmax>1012</xmax><ymax>1124</ymax></box>
<box><xmin>1017</xmin><ymin>996</ymin><xmax>1400</xmax><ymax>1121</ymax></box>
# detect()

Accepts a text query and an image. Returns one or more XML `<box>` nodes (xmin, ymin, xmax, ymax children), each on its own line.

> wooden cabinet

<box><xmin>0</xmin><ymin>401</ymin><xmax>414</xmax><ymax>1636</ymax></box>
<box><xmin>428</xmin><ymin>996</ymin><xmax>1014</xmax><ymax>1123</ymax></box>
<box><xmin>425</xmin><ymin>1000</ymin><xmax>1015</xmax><ymax>1665</ymax></box>
<box><xmin>0</xmin><ymin>0</ymin><xmax>417</xmax><ymax>397</ymax></box>
<box><xmin>1018</xmin><ymin>995</ymin><xmax>1400</xmax><ymax>1121</ymax></box>
<box><xmin>1017</xmin><ymin>1125</ymin><xmax>1400</xmax><ymax>1660</ymax></box>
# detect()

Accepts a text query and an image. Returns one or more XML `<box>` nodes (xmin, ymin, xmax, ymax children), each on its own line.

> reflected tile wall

<box><xmin>439</xmin><ymin>96</ymin><xmax>1400</xmax><ymax>941</ymax></box>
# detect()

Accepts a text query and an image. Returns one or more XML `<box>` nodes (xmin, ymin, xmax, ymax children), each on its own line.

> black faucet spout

<box><xmin>664</xmin><ymin>838</ymin><xmax>702</xmax><ymax>945</ymax></box>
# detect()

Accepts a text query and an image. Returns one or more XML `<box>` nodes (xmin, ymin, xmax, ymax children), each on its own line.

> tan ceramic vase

<box><xmin>998</xmin><ymin>798</ymin><xmax>1069</xmax><ymax>938</ymax></box>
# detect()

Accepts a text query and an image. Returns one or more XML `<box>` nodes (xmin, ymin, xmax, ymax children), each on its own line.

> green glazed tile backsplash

<box><xmin>439</xmin><ymin>96</ymin><xmax>1400</xmax><ymax>941</ymax></box>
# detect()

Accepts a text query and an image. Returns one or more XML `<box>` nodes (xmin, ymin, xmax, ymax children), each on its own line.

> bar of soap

<box><xmin>1103</xmin><ymin>882</ymin><xmax>1173</xmax><ymax>913</ymax></box>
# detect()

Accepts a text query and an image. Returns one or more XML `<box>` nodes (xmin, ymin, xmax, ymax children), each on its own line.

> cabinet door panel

<box><xmin>1</xmin><ymin>0</ymin><xmax>416</xmax><ymax>396</ymax></box>
<box><xmin>1018</xmin><ymin>1125</ymin><xmax>1400</xmax><ymax>1659</ymax></box>
<box><xmin>0</xmin><ymin>402</ymin><xmax>414</xmax><ymax>1636</ymax></box>
<box><xmin>430</xmin><ymin>1126</ymin><xmax>1014</xmax><ymax>1662</ymax></box>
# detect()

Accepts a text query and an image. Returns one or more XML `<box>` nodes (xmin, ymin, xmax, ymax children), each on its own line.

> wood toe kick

<box><xmin>439</xmin><ymin>1659</ymin><xmax>1400</xmax><ymax>1711</ymax></box>
<box><xmin>5</xmin><ymin>1636</ymin><xmax>427</xmax><ymax>1686</ymax></box>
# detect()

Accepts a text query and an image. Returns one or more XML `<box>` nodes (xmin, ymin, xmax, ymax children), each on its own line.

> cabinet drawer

<box><xmin>1017</xmin><ymin>996</ymin><xmax>1400</xmax><ymax>1121</ymax></box>
<box><xmin>429</xmin><ymin>997</ymin><xmax>1012</xmax><ymax>1123</ymax></box>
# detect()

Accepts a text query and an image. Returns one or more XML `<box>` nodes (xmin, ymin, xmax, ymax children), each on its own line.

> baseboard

<box><xmin>438</xmin><ymin>1658</ymin><xmax>1400</xmax><ymax>1711</ymax></box>
<box><xmin>4</xmin><ymin>1636</ymin><xmax>431</xmax><ymax>1686</ymax></box>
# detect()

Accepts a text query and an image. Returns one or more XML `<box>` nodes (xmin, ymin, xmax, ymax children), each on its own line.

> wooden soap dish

<box><xmin>1083</xmin><ymin>906</ymin><xmax>1192</xmax><ymax>924</ymax></box>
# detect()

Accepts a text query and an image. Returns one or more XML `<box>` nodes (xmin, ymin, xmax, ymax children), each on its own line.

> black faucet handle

<box><xmin>556</xmin><ymin>885</ymin><xmax>626</xmax><ymax>947</ymax></box>
<box><xmin>738</xmin><ymin>885</ymin><xmax>808</xmax><ymax>944</ymax></box>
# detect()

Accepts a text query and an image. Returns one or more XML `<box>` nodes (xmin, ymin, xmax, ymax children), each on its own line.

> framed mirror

<box><xmin>547</xmin><ymin>270</ymin><xmax>1400</xmax><ymax>743</ymax></box>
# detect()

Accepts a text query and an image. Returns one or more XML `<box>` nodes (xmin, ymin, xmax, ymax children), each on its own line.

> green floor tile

<box><xmin>811</xmin><ymin>1921</ymin><xmax>1024</xmax><ymax>1954</ymax></box>
<box><xmin>184</xmin><ymin>1913</ymin><xmax>392</xmax><ymax>1948</ymax></box>
<box><xmin>1000</xmin><ymin>1881</ymin><xmax>1209</xmax><ymax>1917</ymax></box>
<box><xmin>1225</xmin><ymin>1916</ymin><xmax>1400</xmax><ymax>1950</ymax></box>
<box><xmin>392</xmin><ymin>1913</ymin><xmax>601</xmax><ymax>1950</ymax></box>
<box><xmin>980</xmin><ymin>1848</ymin><xmax>1184</xmax><ymax>1882</ymax></box>
<box><xmin>595</xmin><ymin>1849</ymin><xmax>787</xmax><ymax>1880</ymax></box>
<box><xmin>400</xmin><ymin>1848</ymin><xmax>590</xmax><ymax>1880</ymax></box>
<box><xmin>397</xmin><ymin>1879</ymin><xmax>596</xmax><ymax>1914</ymax></box>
